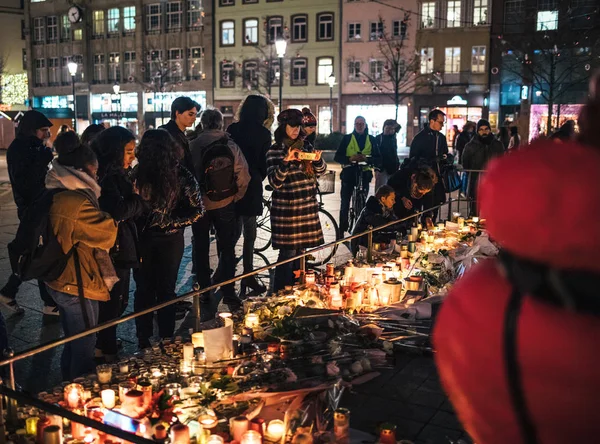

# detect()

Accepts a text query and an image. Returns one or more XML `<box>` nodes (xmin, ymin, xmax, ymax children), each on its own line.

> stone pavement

<box><xmin>0</xmin><ymin>156</ymin><xmax>470</xmax><ymax>443</ymax></box>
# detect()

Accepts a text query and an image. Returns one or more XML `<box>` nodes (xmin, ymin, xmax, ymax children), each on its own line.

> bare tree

<box><xmin>354</xmin><ymin>14</ymin><xmax>420</xmax><ymax>121</ymax></box>
<box><xmin>497</xmin><ymin>9</ymin><xmax>600</xmax><ymax>134</ymax></box>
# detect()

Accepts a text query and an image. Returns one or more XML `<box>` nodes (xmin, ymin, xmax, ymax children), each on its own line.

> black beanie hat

<box><xmin>477</xmin><ymin>119</ymin><xmax>491</xmax><ymax>131</ymax></box>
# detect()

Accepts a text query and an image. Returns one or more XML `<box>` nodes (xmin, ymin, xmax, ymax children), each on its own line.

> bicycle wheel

<box><xmin>252</xmin><ymin>252</ymin><xmax>273</xmax><ymax>294</ymax></box>
<box><xmin>355</xmin><ymin>189</ymin><xmax>367</xmax><ymax>217</ymax></box>
<box><xmin>306</xmin><ymin>208</ymin><xmax>340</xmax><ymax>267</ymax></box>
<box><xmin>254</xmin><ymin>198</ymin><xmax>272</xmax><ymax>252</ymax></box>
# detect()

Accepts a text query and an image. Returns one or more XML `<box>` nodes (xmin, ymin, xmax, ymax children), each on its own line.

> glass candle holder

<box><xmin>241</xmin><ymin>430</ymin><xmax>262</xmax><ymax>444</ymax></box>
<box><xmin>101</xmin><ymin>389</ymin><xmax>116</xmax><ymax>409</ymax></box>
<box><xmin>118</xmin><ymin>381</ymin><xmax>136</xmax><ymax>403</ymax></box>
<box><xmin>266</xmin><ymin>419</ymin><xmax>285</xmax><ymax>442</ymax></box>
<box><xmin>244</xmin><ymin>313</ymin><xmax>259</xmax><ymax>329</ymax></box>
<box><xmin>333</xmin><ymin>408</ymin><xmax>350</xmax><ymax>444</ymax></box>
<box><xmin>96</xmin><ymin>365</ymin><xmax>112</xmax><ymax>384</ymax></box>
<box><xmin>198</xmin><ymin>409</ymin><xmax>218</xmax><ymax>431</ymax></box>
<box><xmin>206</xmin><ymin>435</ymin><xmax>224</xmax><ymax>444</ymax></box>
<box><xmin>64</xmin><ymin>383</ymin><xmax>84</xmax><ymax>410</ymax></box>
<box><xmin>379</xmin><ymin>424</ymin><xmax>396</xmax><ymax>444</ymax></box>
<box><xmin>170</xmin><ymin>423</ymin><xmax>190</xmax><ymax>444</ymax></box>
<box><xmin>164</xmin><ymin>383</ymin><xmax>182</xmax><ymax>397</ymax></box>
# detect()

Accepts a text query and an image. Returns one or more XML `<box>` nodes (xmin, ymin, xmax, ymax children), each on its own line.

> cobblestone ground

<box><xmin>0</xmin><ymin>153</ymin><xmax>471</xmax><ymax>443</ymax></box>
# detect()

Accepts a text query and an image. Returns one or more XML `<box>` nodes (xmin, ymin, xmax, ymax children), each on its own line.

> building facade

<box><xmin>212</xmin><ymin>0</ymin><xmax>340</xmax><ymax>131</ymax></box>
<box><xmin>25</xmin><ymin>0</ymin><xmax>213</xmax><ymax>136</ymax></box>
<box><xmin>0</xmin><ymin>0</ymin><xmax>28</xmax><ymax>113</ymax></box>
<box><xmin>489</xmin><ymin>0</ymin><xmax>599</xmax><ymax>141</ymax></box>
<box><xmin>341</xmin><ymin>0</ymin><xmax>418</xmax><ymax>144</ymax></box>
<box><xmin>414</xmin><ymin>0</ymin><xmax>491</xmax><ymax>146</ymax></box>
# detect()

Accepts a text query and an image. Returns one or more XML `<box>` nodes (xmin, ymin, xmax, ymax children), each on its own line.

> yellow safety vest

<box><xmin>346</xmin><ymin>134</ymin><xmax>373</xmax><ymax>170</ymax></box>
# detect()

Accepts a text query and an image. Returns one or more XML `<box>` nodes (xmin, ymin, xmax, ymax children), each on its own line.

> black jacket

<box><xmin>376</xmin><ymin>134</ymin><xmax>400</xmax><ymax>175</ymax></box>
<box><xmin>462</xmin><ymin>135</ymin><xmax>504</xmax><ymax>196</ymax></box>
<box><xmin>409</xmin><ymin>128</ymin><xmax>448</xmax><ymax>164</ymax></box>
<box><xmin>227</xmin><ymin>121</ymin><xmax>271</xmax><ymax>216</ymax></box>
<box><xmin>455</xmin><ymin>131</ymin><xmax>474</xmax><ymax>164</ymax></box>
<box><xmin>7</xmin><ymin>135</ymin><xmax>53</xmax><ymax>218</ymax></box>
<box><xmin>98</xmin><ymin>169</ymin><xmax>146</xmax><ymax>268</ymax></box>
<box><xmin>351</xmin><ymin>196</ymin><xmax>399</xmax><ymax>246</ymax></box>
<box><xmin>387</xmin><ymin>168</ymin><xmax>434</xmax><ymax>223</ymax></box>
<box><xmin>159</xmin><ymin>120</ymin><xmax>196</xmax><ymax>176</ymax></box>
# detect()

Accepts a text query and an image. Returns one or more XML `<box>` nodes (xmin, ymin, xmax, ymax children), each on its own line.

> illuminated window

<box><xmin>93</xmin><ymin>10</ymin><xmax>105</xmax><ymax>37</ymax></box>
<box><xmin>124</xmin><ymin>7</ymin><xmax>136</xmax><ymax>32</ymax></box>
<box><xmin>221</xmin><ymin>20</ymin><xmax>235</xmax><ymax>45</ymax></box>
<box><xmin>471</xmin><ymin>46</ymin><xmax>486</xmax><ymax>73</ymax></box>
<box><xmin>317</xmin><ymin>57</ymin><xmax>333</xmax><ymax>84</ymax></box>
<box><xmin>537</xmin><ymin>10</ymin><xmax>558</xmax><ymax>31</ymax></box>
<box><xmin>420</xmin><ymin>47</ymin><xmax>434</xmax><ymax>74</ymax></box>
<box><xmin>447</xmin><ymin>1</ymin><xmax>461</xmax><ymax>28</ymax></box>
<box><xmin>473</xmin><ymin>0</ymin><xmax>488</xmax><ymax>25</ymax></box>
<box><xmin>244</xmin><ymin>19</ymin><xmax>258</xmax><ymax>44</ymax></box>
<box><xmin>421</xmin><ymin>2</ymin><xmax>435</xmax><ymax>28</ymax></box>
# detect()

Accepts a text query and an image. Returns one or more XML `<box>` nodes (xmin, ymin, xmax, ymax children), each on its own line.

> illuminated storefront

<box><xmin>144</xmin><ymin>91</ymin><xmax>207</xmax><ymax>129</ymax></box>
<box><xmin>346</xmin><ymin>104</ymin><xmax>408</xmax><ymax>147</ymax></box>
<box><xmin>528</xmin><ymin>104</ymin><xmax>583</xmax><ymax>141</ymax></box>
<box><xmin>91</xmin><ymin>92</ymin><xmax>140</xmax><ymax>134</ymax></box>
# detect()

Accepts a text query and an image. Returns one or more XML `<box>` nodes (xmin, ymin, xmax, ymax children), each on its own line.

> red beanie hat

<box><xmin>479</xmin><ymin>140</ymin><xmax>600</xmax><ymax>273</ymax></box>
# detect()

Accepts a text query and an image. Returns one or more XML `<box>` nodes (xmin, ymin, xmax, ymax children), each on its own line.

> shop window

<box><xmin>317</xmin><ymin>57</ymin><xmax>333</xmax><ymax>84</ymax></box>
<box><xmin>221</xmin><ymin>20</ymin><xmax>235</xmax><ymax>46</ymax></box>
<box><xmin>421</xmin><ymin>2</ymin><xmax>435</xmax><ymax>28</ymax></box>
<box><xmin>292</xmin><ymin>15</ymin><xmax>307</xmax><ymax>42</ymax></box>
<box><xmin>348</xmin><ymin>22</ymin><xmax>361</xmax><ymax>40</ymax></box>
<box><xmin>292</xmin><ymin>58</ymin><xmax>307</xmax><ymax>86</ymax></box>
<box><xmin>244</xmin><ymin>18</ymin><xmax>258</xmax><ymax>45</ymax></box>
<box><xmin>317</xmin><ymin>13</ymin><xmax>334</xmax><ymax>41</ymax></box>
<box><xmin>420</xmin><ymin>47</ymin><xmax>434</xmax><ymax>74</ymax></box>
<box><xmin>447</xmin><ymin>1</ymin><xmax>461</xmax><ymax>28</ymax></box>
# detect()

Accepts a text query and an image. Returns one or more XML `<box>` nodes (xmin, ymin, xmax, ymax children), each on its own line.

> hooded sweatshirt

<box><xmin>190</xmin><ymin>130</ymin><xmax>251</xmax><ymax>211</ymax></box>
<box><xmin>45</xmin><ymin>160</ymin><xmax>119</xmax><ymax>300</ymax></box>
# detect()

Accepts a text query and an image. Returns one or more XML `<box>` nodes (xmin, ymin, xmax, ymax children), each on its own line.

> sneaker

<box><xmin>42</xmin><ymin>305</ymin><xmax>60</xmax><ymax>316</ymax></box>
<box><xmin>0</xmin><ymin>293</ymin><xmax>24</xmax><ymax>315</ymax></box>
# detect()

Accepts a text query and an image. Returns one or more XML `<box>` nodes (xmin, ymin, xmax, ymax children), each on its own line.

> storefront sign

<box><xmin>99</xmin><ymin>112</ymin><xmax>120</xmax><ymax>119</ymax></box>
<box><xmin>447</xmin><ymin>95</ymin><xmax>468</xmax><ymax>106</ymax></box>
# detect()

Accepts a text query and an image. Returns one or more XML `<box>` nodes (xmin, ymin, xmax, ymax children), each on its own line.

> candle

<box><xmin>183</xmin><ymin>343</ymin><xmax>194</xmax><ymax>362</ymax></box>
<box><xmin>329</xmin><ymin>284</ymin><xmax>342</xmax><ymax>309</ymax></box>
<box><xmin>154</xmin><ymin>424</ymin><xmax>167</xmax><ymax>440</ymax></box>
<box><xmin>101</xmin><ymin>389</ymin><xmax>116</xmax><ymax>409</ymax></box>
<box><xmin>232</xmin><ymin>334</ymin><xmax>240</xmax><ymax>356</ymax></box>
<box><xmin>241</xmin><ymin>430</ymin><xmax>262</xmax><ymax>444</ymax></box>
<box><xmin>219</xmin><ymin>312</ymin><xmax>233</xmax><ymax>326</ymax></box>
<box><xmin>245</xmin><ymin>313</ymin><xmax>260</xmax><ymax>329</ymax></box>
<box><xmin>198</xmin><ymin>409</ymin><xmax>218</xmax><ymax>431</ymax></box>
<box><xmin>165</xmin><ymin>383</ymin><xmax>181</xmax><ymax>397</ymax></box>
<box><xmin>118</xmin><ymin>362</ymin><xmax>129</xmax><ymax>374</ymax></box>
<box><xmin>266</xmin><ymin>420</ymin><xmax>285</xmax><ymax>442</ymax></box>
<box><xmin>231</xmin><ymin>416</ymin><xmax>249</xmax><ymax>442</ymax></box>
<box><xmin>96</xmin><ymin>365</ymin><xmax>112</xmax><ymax>384</ymax></box>
<box><xmin>137</xmin><ymin>380</ymin><xmax>152</xmax><ymax>408</ymax></box>
<box><xmin>457</xmin><ymin>216</ymin><xmax>465</xmax><ymax>229</ymax></box>
<box><xmin>333</xmin><ymin>408</ymin><xmax>350</xmax><ymax>444</ymax></box>
<box><xmin>171</xmin><ymin>423</ymin><xmax>190</xmax><ymax>444</ymax></box>
<box><xmin>368</xmin><ymin>287</ymin><xmax>378</xmax><ymax>306</ymax></box>
<box><xmin>191</xmin><ymin>332</ymin><xmax>205</xmax><ymax>348</ymax></box>
<box><xmin>118</xmin><ymin>381</ymin><xmax>136</xmax><ymax>403</ymax></box>
<box><xmin>472</xmin><ymin>216</ymin><xmax>479</xmax><ymax>223</ymax></box>
<box><xmin>71</xmin><ymin>420</ymin><xmax>86</xmax><ymax>439</ymax></box>
<box><xmin>43</xmin><ymin>425</ymin><xmax>61</xmax><ymax>444</ymax></box>
<box><xmin>26</xmin><ymin>417</ymin><xmax>39</xmax><ymax>436</ymax></box>
<box><xmin>207</xmin><ymin>435</ymin><xmax>224</xmax><ymax>444</ymax></box>
<box><xmin>305</xmin><ymin>271</ymin><xmax>316</xmax><ymax>285</ymax></box>
<box><xmin>437</xmin><ymin>222</ymin><xmax>444</xmax><ymax>230</ymax></box>
<box><xmin>410</xmin><ymin>226</ymin><xmax>419</xmax><ymax>239</ymax></box>
<box><xmin>379</xmin><ymin>424</ymin><xmax>396</xmax><ymax>444</ymax></box>
<box><xmin>380</xmin><ymin>290</ymin><xmax>390</xmax><ymax>306</ymax></box>
<box><xmin>64</xmin><ymin>383</ymin><xmax>84</xmax><ymax>409</ymax></box>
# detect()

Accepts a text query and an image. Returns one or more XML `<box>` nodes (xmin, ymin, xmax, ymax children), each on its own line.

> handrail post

<box><xmin>4</xmin><ymin>350</ymin><xmax>17</xmax><ymax>429</ymax></box>
<box><xmin>299</xmin><ymin>251</ymin><xmax>306</xmax><ymax>284</ymax></box>
<box><xmin>367</xmin><ymin>226</ymin><xmax>374</xmax><ymax>263</ymax></box>
<box><xmin>192</xmin><ymin>283</ymin><xmax>201</xmax><ymax>332</ymax></box>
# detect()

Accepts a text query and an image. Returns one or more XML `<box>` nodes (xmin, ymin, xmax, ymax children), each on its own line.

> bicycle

<box><xmin>254</xmin><ymin>173</ymin><xmax>341</xmax><ymax>267</ymax></box>
<box><xmin>346</xmin><ymin>159</ymin><xmax>372</xmax><ymax>233</ymax></box>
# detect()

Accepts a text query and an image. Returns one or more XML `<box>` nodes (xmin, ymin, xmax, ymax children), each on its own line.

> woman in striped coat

<box><xmin>267</xmin><ymin>109</ymin><xmax>326</xmax><ymax>291</ymax></box>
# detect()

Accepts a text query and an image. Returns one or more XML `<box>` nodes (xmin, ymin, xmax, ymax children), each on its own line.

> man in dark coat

<box><xmin>159</xmin><ymin>96</ymin><xmax>200</xmax><ymax>175</ymax></box>
<box><xmin>408</xmin><ymin>109</ymin><xmax>448</xmax><ymax>222</ymax></box>
<box><xmin>0</xmin><ymin>110</ymin><xmax>58</xmax><ymax>315</ymax></box>
<box><xmin>334</xmin><ymin>116</ymin><xmax>381</xmax><ymax>234</ymax></box>
<box><xmin>375</xmin><ymin>119</ymin><xmax>401</xmax><ymax>190</ymax></box>
<box><xmin>462</xmin><ymin>119</ymin><xmax>505</xmax><ymax>216</ymax></box>
<box><xmin>227</xmin><ymin>94</ymin><xmax>273</xmax><ymax>296</ymax></box>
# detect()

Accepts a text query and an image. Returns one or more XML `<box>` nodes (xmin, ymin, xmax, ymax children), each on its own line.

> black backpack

<box><xmin>8</xmin><ymin>189</ymin><xmax>73</xmax><ymax>282</ymax></box>
<box><xmin>198</xmin><ymin>137</ymin><xmax>238</xmax><ymax>202</ymax></box>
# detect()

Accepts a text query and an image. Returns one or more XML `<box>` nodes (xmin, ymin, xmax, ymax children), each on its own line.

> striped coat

<box><xmin>267</xmin><ymin>141</ymin><xmax>327</xmax><ymax>250</ymax></box>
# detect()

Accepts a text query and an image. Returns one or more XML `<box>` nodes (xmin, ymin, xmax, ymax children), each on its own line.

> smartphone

<box><xmin>103</xmin><ymin>409</ymin><xmax>140</xmax><ymax>433</ymax></box>
<box><xmin>297</xmin><ymin>151</ymin><xmax>318</xmax><ymax>161</ymax></box>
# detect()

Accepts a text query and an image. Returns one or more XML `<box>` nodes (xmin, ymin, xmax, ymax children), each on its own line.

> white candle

<box><xmin>231</xmin><ymin>416</ymin><xmax>249</xmax><ymax>442</ymax></box>
<box><xmin>241</xmin><ymin>430</ymin><xmax>262</xmax><ymax>444</ymax></box>
<box><xmin>369</xmin><ymin>287</ymin><xmax>379</xmax><ymax>305</ymax></box>
<box><xmin>330</xmin><ymin>285</ymin><xmax>342</xmax><ymax>309</ymax></box>
<box><xmin>354</xmin><ymin>288</ymin><xmax>364</xmax><ymax>306</ymax></box>
<box><xmin>457</xmin><ymin>217</ymin><xmax>465</xmax><ymax>229</ymax></box>
<box><xmin>437</xmin><ymin>223</ymin><xmax>445</xmax><ymax>230</ymax></box>
<box><xmin>183</xmin><ymin>342</ymin><xmax>194</xmax><ymax>362</ymax></box>
<box><xmin>101</xmin><ymin>389</ymin><xmax>116</xmax><ymax>409</ymax></box>
<box><xmin>171</xmin><ymin>423</ymin><xmax>190</xmax><ymax>444</ymax></box>
<box><xmin>410</xmin><ymin>227</ymin><xmax>419</xmax><ymax>239</ymax></box>
<box><xmin>245</xmin><ymin>313</ymin><xmax>260</xmax><ymax>329</ymax></box>
<box><xmin>207</xmin><ymin>435</ymin><xmax>224</xmax><ymax>444</ymax></box>
<box><xmin>473</xmin><ymin>216</ymin><xmax>480</xmax><ymax>223</ymax></box>
<box><xmin>266</xmin><ymin>420</ymin><xmax>285</xmax><ymax>442</ymax></box>
<box><xmin>191</xmin><ymin>332</ymin><xmax>204</xmax><ymax>348</ymax></box>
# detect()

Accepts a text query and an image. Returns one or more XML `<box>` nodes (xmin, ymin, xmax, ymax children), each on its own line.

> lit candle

<box><xmin>437</xmin><ymin>223</ymin><xmax>444</xmax><ymax>230</ymax></box>
<box><xmin>369</xmin><ymin>287</ymin><xmax>379</xmax><ymax>306</ymax></box>
<box><xmin>266</xmin><ymin>420</ymin><xmax>285</xmax><ymax>442</ymax></box>
<box><xmin>198</xmin><ymin>410</ymin><xmax>218</xmax><ymax>431</ymax></box>
<box><xmin>64</xmin><ymin>383</ymin><xmax>84</xmax><ymax>409</ymax></box>
<box><xmin>101</xmin><ymin>389</ymin><xmax>116</xmax><ymax>409</ymax></box>
<box><xmin>26</xmin><ymin>417</ymin><xmax>39</xmax><ymax>436</ymax></box>
<box><xmin>353</xmin><ymin>289</ymin><xmax>363</xmax><ymax>306</ymax></box>
<box><xmin>379</xmin><ymin>424</ymin><xmax>396</xmax><ymax>444</ymax></box>
<box><xmin>380</xmin><ymin>290</ymin><xmax>390</xmax><ymax>305</ymax></box>
<box><xmin>411</xmin><ymin>226</ymin><xmax>419</xmax><ymax>239</ymax></box>
<box><xmin>329</xmin><ymin>284</ymin><xmax>342</xmax><ymax>309</ymax></box>
<box><xmin>472</xmin><ymin>216</ymin><xmax>479</xmax><ymax>223</ymax></box>
<box><xmin>183</xmin><ymin>343</ymin><xmax>194</xmax><ymax>362</ymax></box>
<box><xmin>457</xmin><ymin>217</ymin><xmax>465</xmax><ymax>229</ymax></box>
<box><xmin>154</xmin><ymin>424</ymin><xmax>167</xmax><ymax>440</ymax></box>
<box><xmin>170</xmin><ymin>423</ymin><xmax>190</xmax><ymax>444</ymax></box>
<box><xmin>207</xmin><ymin>435</ymin><xmax>224</xmax><ymax>444</ymax></box>
<box><xmin>191</xmin><ymin>332</ymin><xmax>205</xmax><ymax>348</ymax></box>
<box><xmin>219</xmin><ymin>312</ymin><xmax>233</xmax><ymax>327</ymax></box>
<box><xmin>305</xmin><ymin>271</ymin><xmax>316</xmax><ymax>285</ymax></box>
<box><xmin>245</xmin><ymin>313</ymin><xmax>260</xmax><ymax>329</ymax></box>
<box><xmin>118</xmin><ymin>362</ymin><xmax>129</xmax><ymax>374</ymax></box>
<box><xmin>43</xmin><ymin>425</ymin><xmax>61</xmax><ymax>444</ymax></box>
<box><xmin>241</xmin><ymin>430</ymin><xmax>262</xmax><ymax>444</ymax></box>
<box><xmin>333</xmin><ymin>408</ymin><xmax>350</xmax><ymax>444</ymax></box>
<box><xmin>231</xmin><ymin>416</ymin><xmax>249</xmax><ymax>442</ymax></box>
<box><xmin>96</xmin><ymin>365</ymin><xmax>112</xmax><ymax>384</ymax></box>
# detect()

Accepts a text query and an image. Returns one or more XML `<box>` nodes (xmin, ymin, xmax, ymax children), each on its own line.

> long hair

<box><xmin>235</xmin><ymin>94</ymin><xmax>275</xmax><ymax>129</ymax></box>
<box><xmin>136</xmin><ymin>129</ymin><xmax>179</xmax><ymax>211</ymax></box>
<box><xmin>92</xmin><ymin>126</ymin><xmax>136</xmax><ymax>181</ymax></box>
<box><xmin>81</xmin><ymin>124</ymin><xmax>106</xmax><ymax>147</ymax></box>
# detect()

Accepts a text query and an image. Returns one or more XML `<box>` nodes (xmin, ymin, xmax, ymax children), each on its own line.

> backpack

<box><xmin>8</xmin><ymin>189</ymin><xmax>73</xmax><ymax>282</ymax></box>
<box><xmin>198</xmin><ymin>137</ymin><xmax>238</xmax><ymax>202</ymax></box>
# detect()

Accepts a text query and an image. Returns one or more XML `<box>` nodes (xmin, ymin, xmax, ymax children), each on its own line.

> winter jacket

<box><xmin>227</xmin><ymin>121</ymin><xmax>271</xmax><ymax>216</ymax></box>
<box><xmin>189</xmin><ymin>129</ymin><xmax>250</xmax><ymax>212</ymax></box>
<box><xmin>159</xmin><ymin>120</ymin><xmax>196</xmax><ymax>176</ymax></box>
<box><xmin>44</xmin><ymin>160</ymin><xmax>118</xmax><ymax>302</ymax></box>
<box><xmin>462</xmin><ymin>136</ymin><xmax>504</xmax><ymax>197</ymax></box>
<box><xmin>98</xmin><ymin>168</ymin><xmax>146</xmax><ymax>268</ymax></box>
<box><xmin>267</xmin><ymin>139</ymin><xmax>326</xmax><ymax>250</ymax></box>
<box><xmin>409</xmin><ymin>128</ymin><xmax>449</xmax><ymax>206</ymax></box>
<box><xmin>334</xmin><ymin>130</ymin><xmax>381</xmax><ymax>169</ymax></box>
<box><xmin>376</xmin><ymin>134</ymin><xmax>400</xmax><ymax>175</ymax></box>
<box><xmin>387</xmin><ymin>167</ymin><xmax>434</xmax><ymax>223</ymax></box>
<box><xmin>455</xmin><ymin>131</ymin><xmax>474</xmax><ymax>164</ymax></box>
<box><xmin>351</xmin><ymin>196</ymin><xmax>399</xmax><ymax>246</ymax></box>
<box><xmin>6</xmin><ymin>135</ymin><xmax>53</xmax><ymax>218</ymax></box>
<box><xmin>139</xmin><ymin>166</ymin><xmax>204</xmax><ymax>233</ymax></box>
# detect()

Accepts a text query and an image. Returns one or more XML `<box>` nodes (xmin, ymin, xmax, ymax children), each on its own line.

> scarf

<box><xmin>45</xmin><ymin>159</ymin><xmax>118</xmax><ymax>290</ymax></box>
<box><xmin>283</xmin><ymin>137</ymin><xmax>315</xmax><ymax>178</ymax></box>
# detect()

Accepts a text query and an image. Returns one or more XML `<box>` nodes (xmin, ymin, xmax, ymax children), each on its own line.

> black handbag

<box><xmin>436</xmin><ymin>134</ymin><xmax>462</xmax><ymax>193</ymax></box>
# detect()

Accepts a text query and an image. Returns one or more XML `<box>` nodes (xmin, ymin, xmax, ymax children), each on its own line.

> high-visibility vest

<box><xmin>346</xmin><ymin>134</ymin><xmax>373</xmax><ymax>170</ymax></box>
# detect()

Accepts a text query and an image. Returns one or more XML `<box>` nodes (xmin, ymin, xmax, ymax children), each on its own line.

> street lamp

<box><xmin>275</xmin><ymin>38</ymin><xmax>287</xmax><ymax>113</ymax></box>
<box><xmin>67</xmin><ymin>61</ymin><xmax>78</xmax><ymax>133</ymax></box>
<box><xmin>112</xmin><ymin>83</ymin><xmax>121</xmax><ymax>126</ymax></box>
<box><xmin>327</xmin><ymin>72</ymin><xmax>336</xmax><ymax>134</ymax></box>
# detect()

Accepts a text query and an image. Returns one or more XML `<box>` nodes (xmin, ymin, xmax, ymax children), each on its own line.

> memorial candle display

<box><xmin>101</xmin><ymin>389</ymin><xmax>116</xmax><ymax>409</ymax></box>
<box><xmin>245</xmin><ymin>313</ymin><xmax>260</xmax><ymax>329</ymax></box>
<box><xmin>64</xmin><ymin>383</ymin><xmax>84</xmax><ymax>409</ymax></box>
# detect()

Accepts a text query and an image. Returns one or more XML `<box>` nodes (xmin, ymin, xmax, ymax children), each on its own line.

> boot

<box><xmin>241</xmin><ymin>276</ymin><xmax>266</xmax><ymax>295</ymax></box>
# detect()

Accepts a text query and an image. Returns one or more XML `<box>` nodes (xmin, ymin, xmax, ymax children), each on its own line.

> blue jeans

<box><xmin>274</xmin><ymin>249</ymin><xmax>302</xmax><ymax>292</ymax></box>
<box><xmin>46</xmin><ymin>286</ymin><xmax>99</xmax><ymax>381</ymax></box>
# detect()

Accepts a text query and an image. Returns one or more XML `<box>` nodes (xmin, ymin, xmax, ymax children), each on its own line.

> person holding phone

<box><xmin>267</xmin><ymin>109</ymin><xmax>326</xmax><ymax>291</ymax></box>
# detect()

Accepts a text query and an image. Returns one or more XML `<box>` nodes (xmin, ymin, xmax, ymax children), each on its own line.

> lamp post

<box><xmin>112</xmin><ymin>83</ymin><xmax>121</xmax><ymax>126</ymax></box>
<box><xmin>275</xmin><ymin>38</ymin><xmax>287</xmax><ymax>113</ymax></box>
<box><xmin>327</xmin><ymin>72</ymin><xmax>336</xmax><ymax>134</ymax></box>
<box><xmin>67</xmin><ymin>61</ymin><xmax>78</xmax><ymax>133</ymax></box>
